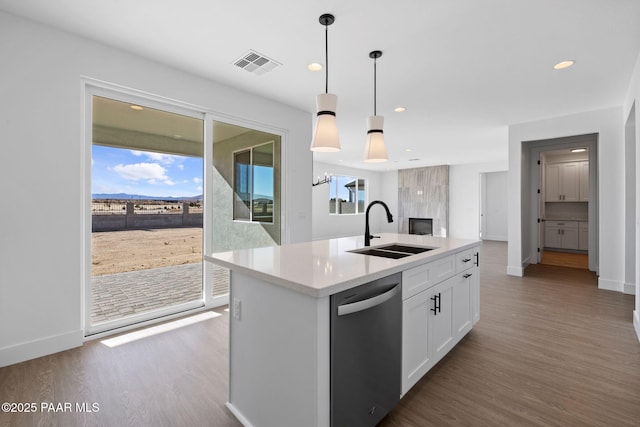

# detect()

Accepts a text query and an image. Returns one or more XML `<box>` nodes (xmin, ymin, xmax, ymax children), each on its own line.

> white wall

<box><xmin>622</xmin><ymin>52</ymin><xmax>640</xmax><ymax>341</ymax></box>
<box><xmin>507</xmin><ymin>108</ymin><xmax>624</xmax><ymax>294</ymax></box>
<box><xmin>312</xmin><ymin>162</ymin><xmax>396</xmax><ymax>240</ymax></box>
<box><xmin>449</xmin><ymin>161</ymin><xmax>508</xmax><ymax>240</ymax></box>
<box><xmin>0</xmin><ymin>11</ymin><xmax>312</xmax><ymax>367</ymax></box>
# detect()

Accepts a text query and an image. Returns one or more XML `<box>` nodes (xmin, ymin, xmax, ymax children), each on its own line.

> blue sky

<box><xmin>92</xmin><ymin>145</ymin><xmax>203</xmax><ymax>198</ymax></box>
<box><xmin>92</xmin><ymin>145</ymin><xmax>274</xmax><ymax>199</ymax></box>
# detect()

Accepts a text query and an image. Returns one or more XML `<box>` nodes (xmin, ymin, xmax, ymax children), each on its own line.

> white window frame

<box><xmin>232</xmin><ymin>141</ymin><xmax>276</xmax><ymax>224</ymax></box>
<box><xmin>329</xmin><ymin>175</ymin><xmax>367</xmax><ymax>215</ymax></box>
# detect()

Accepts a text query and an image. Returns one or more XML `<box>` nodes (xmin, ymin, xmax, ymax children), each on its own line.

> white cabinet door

<box><xmin>453</xmin><ymin>272</ymin><xmax>472</xmax><ymax>336</ymax></box>
<box><xmin>579</xmin><ymin>161</ymin><xmax>589</xmax><ymax>201</ymax></box>
<box><xmin>545</xmin><ymin>225</ymin><xmax>562</xmax><ymax>247</ymax></box>
<box><xmin>545</xmin><ymin>161</ymin><xmax>587</xmax><ymax>202</ymax></box>
<box><xmin>561</xmin><ymin>162</ymin><xmax>580</xmax><ymax>201</ymax></box>
<box><xmin>402</xmin><ymin>275</ymin><xmax>457</xmax><ymax>395</ymax></box>
<box><xmin>402</xmin><ymin>289</ymin><xmax>432</xmax><ymax>394</ymax></box>
<box><xmin>562</xmin><ymin>227</ymin><xmax>579</xmax><ymax>249</ymax></box>
<box><xmin>545</xmin><ymin>163</ymin><xmax>562</xmax><ymax>202</ymax></box>
<box><xmin>544</xmin><ymin>221</ymin><xmax>580</xmax><ymax>249</ymax></box>
<box><xmin>430</xmin><ymin>277</ymin><xmax>455</xmax><ymax>364</ymax></box>
<box><xmin>470</xmin><ymin>265</ymin><xmax>480</xmax><ymax>325</ymax></box>
<box><xmin>579</xmin><ymin>225</ymin><xmax>589</xmax><ymax>250</ymax></box>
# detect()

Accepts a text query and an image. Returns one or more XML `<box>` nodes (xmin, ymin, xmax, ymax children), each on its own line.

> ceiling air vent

<box><xmin>233</xmin><ymin>50</ymin><xmax>281</xmax><ymax>75</ymax></box>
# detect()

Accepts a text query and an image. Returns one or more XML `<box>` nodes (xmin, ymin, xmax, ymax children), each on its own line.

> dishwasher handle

<box><xmin>337</xmin><ymin>283</ymin><xmax>400</xmax><ymax>316</ymax></box>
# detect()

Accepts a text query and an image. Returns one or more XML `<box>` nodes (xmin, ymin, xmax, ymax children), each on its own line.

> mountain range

<box><xmin>92</xmin><ymin>193</ymin><xmax>203</xmax><ymax>201</ymax></box>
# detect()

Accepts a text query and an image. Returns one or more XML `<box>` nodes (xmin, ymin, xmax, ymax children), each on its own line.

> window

<box><xmin>233</xmin><ymin>142</ymin><xmax>274</xmax><ymax>223</ymax></box>
<box><xmin>329</xmin><ymin>175</ymin><xmax>366</xmax><ymax>214</ymax></box>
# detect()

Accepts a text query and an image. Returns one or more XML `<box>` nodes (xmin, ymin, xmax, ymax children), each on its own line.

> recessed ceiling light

<box><xmin>553</xmin><ymin>60</ymin><xmax>575</xmax><ymax>70</ymax></box>
<box><xmin>394</xmin><ymin>106</ymin><xmax>406</xmax><ymax>112</ymax></box>
<box><xmin>571</xmin><ymin>147</ymin><xmax>586</xmax><ymax>153</ymax></box>
<box><xmin>308</xmin><ymin>62</ymin><xmax>323</xmax><ymax>71</ymax></box>
<box><xmin>405</xmin><ymin>148</ymin><xmax>412</xmax><ymax>152</ymax></box>
<box><xmin>130</xmin><ymin>105</ymin><xmax>143</xmax><ymax>111</ymax></box>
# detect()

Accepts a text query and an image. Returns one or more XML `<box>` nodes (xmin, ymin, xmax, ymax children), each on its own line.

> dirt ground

<box><xmin>91</xmin><ymin>227</ymin><xmax>203</xmax><ymax>276</ymax></box>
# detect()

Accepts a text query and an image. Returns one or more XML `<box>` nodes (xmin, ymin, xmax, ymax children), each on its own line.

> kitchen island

<box><xmin>205</xmin><ymin>233</ymin><xmax>480</xmax><ymax>427</ymax></box>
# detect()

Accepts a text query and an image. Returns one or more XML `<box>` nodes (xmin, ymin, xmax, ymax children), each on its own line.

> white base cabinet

<box><xmin>544</xmin><ymin>220</ymin><xmax>588</xmax><ymax>251</ymax></box>
<box><xmin>401</xmin><ymin>247</ymin><xmax>480</xmax><ymax>395</ymax></box>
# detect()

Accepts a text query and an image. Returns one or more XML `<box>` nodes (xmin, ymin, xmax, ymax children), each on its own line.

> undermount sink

<box><xmin>349</xmin><ymin>243</ymin><xmax>437</xmax><ymax>259</ymax></box>
<box><xmin>351</xmin><ymin>248</ymin><xmax>412</xmax><ymax>259</ymax></box>
<box><xmin>376</xmin><ymin>244</ymin><xmax>433</xmax><ymax>254</ymax></box>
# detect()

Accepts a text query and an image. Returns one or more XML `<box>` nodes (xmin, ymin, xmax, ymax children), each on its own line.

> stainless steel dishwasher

<box><xmin>330</xmin><ymin>272</ymin><xmax>402</xmax><ymax>427</ymax></box>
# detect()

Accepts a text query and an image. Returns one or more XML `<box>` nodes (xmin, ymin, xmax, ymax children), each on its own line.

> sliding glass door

<box><xmin>87</xmin><ymin>92</ymin><xmax>205</xmax><ymax>335</ymax></box>
<box><xmin>84</xmin><ymin>84</ymin><xmax>284</xmax><ymax>336</ymax></box>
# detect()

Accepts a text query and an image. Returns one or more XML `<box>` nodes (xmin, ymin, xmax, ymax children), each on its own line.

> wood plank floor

<box><xmin>1</xmin><ymin>241</ymin><xmax>639</xmax><ymax>427</ymax></box>
<box><xmin>540</xmin><ymin>250</ymin><xmax>589</xmax><ymax>270</ymax></box>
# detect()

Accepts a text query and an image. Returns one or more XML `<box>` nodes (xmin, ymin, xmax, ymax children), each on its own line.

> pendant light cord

<box><xmin>369</xmin><ymin>50</ymin><xmax>382</xmax><ymax>115</ymax></box>
<box><xmin>373</xmin><ymin>58</ymin><xmax>377</xmax><ymax>115</ymax></box>
<box><xmin>325</xmin><ymin>24</ymin><xmax>329</xmax><ymax>94</ymax></box>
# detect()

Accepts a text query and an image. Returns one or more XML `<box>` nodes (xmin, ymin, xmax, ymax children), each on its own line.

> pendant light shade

<box><xmin>310</xmin><ymin>13</ymin><xmax>340</xmax><ymax>152</ymax></box>
<box><xmin>364</xmin><ymin>50</ymin><xmax>388</xmax><ymax>162</ymax></box>
<box><xmin>364</xmin><ymin>115</ymin><xmax>387</xmax><ymax>162</ymax></box>
<box><xmin>311</xmin><ymin>93</ymin><xmax>340</xmax><ymax>152</ymax></box>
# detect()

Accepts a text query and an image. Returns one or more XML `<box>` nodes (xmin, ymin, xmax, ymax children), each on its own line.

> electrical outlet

<box><xmin>233</xmin><ymin>297</ymin><xmax>241</xmax><ymax>320</ymax></box>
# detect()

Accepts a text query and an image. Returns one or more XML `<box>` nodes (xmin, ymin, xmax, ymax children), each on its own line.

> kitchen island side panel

<box><xmin>228</xmin><ymin>270</ymin><xmax>330</xmax><ymax>427</ymax></box>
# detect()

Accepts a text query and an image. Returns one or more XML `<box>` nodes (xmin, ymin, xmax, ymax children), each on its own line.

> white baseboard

<box><xmin>634</xmin><ymin>311</ymin><xmax>640</xmax><ymax>344</ymax></box>
<box><xmin>226</xmin><ymin>402</ymin><xmax>254</xmax><ymax>427</ymax></box>
<box><xmin>598</xmin><ymin>277</ymin><xmax>624</xmax><ymax>292</ymax></box>
<box><xmin>507</xmin><ymin>265</ymin><xmax>524</xmax><ymax>277</ymax></box>
<box><xmin>0</xmin><ymin>329</ymin><xmax>83</xmax><ymax>368</ymax></box>
<box><xmin>624</xmin><ymin>282</ymin><xmax>636</xmax><ymax>295</ymax></box>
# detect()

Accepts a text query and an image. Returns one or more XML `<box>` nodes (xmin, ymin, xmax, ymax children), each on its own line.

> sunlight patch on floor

<box><xmin>100</xmin><ymin>311</ymin><xmax>222</xmax><ymax>347</ymax></box>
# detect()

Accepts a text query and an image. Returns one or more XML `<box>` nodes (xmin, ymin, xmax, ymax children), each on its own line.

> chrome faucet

<box><xmin>364</xmin><ymin>200</ymin><xmax>394</xmax><ymax>246</ymax></box>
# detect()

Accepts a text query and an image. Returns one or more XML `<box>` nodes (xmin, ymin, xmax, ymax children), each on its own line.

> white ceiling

<box><xmin>2</xmin><ymin>0</ymin><xmax>640</xmax><ymax>171</ymax></box>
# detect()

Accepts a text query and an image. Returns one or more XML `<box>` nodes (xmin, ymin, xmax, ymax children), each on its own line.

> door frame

<box><xmin>81</xmin><ymin>78</ymin><xmax>287</xmax><ymax>338</ymax></box>
<box><xmin>479</xmin><ymin>171</ymin><xmax>508</xmax><ymax>242</ymax></box>
<box><xmin>526</xmin><ymin>133</ymin><xmax>599</xmax><ymax>273</ymax></box>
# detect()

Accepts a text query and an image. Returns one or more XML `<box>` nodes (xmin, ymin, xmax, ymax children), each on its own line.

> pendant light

<box><xmin>310</xmin><ymin>13</ymin><xmax>340</xmax><ymax>152</ymax></box>
<box><xmin>363</xmin><ymin>50</ymin><xmax>388</xmax><ymax>162</ymax></box>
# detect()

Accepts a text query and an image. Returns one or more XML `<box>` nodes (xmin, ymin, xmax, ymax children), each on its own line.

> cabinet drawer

<box><xmin>402</xmin><ymin>255</ymin><xmax>455</xmax><ymax>300</ymax></box>
<box><xmin>455</xmin><ymin>249</ymin><xmax>476</xmax><ymax>273</ymax></box>
<box><xmin>545</xmin><ymin>220</ymin><xmax>578</xmax><ymax>229</ymax></box>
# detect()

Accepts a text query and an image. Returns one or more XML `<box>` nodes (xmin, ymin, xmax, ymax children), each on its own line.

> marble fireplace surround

<box><xmin>397</xmin><ymin>165</ymin><xmax>449</xmax><ymax>237</ymax></box>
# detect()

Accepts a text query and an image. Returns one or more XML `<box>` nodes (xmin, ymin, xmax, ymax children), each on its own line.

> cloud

<box><xmin>129</xmin><ymin>150</ymin><xmax>180</xmax><ymax>165</ymax></box>
<box><xmin>113</xmin><ymin>162</ymin><xmax>168</xmax><ymax>182</ymax></box>
<box><xmin>193</xmin><ymin>177</ymin><xmax>202</xmax><ymax>184</ymax></box>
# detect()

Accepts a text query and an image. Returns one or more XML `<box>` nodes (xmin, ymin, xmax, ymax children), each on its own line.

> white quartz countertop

<box><xmin>205</xmin><ymin>233</ymin><xmax>480</xmax><ymax>298</ymax></box>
